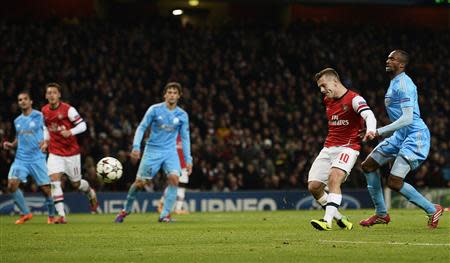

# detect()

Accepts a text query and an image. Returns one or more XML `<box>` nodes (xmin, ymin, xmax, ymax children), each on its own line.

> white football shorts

<box><xmin>308</xmin><ymin>146</ymin><xmax>359</xmax><ymax>185</ymax></box>
<box><xmin>47</xmin><ymin>153</ymin><xmax>82</xmax><ymax>182</ymax></box>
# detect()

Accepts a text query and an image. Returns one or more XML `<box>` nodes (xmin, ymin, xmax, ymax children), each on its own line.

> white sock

<box><xmin>317</xmin><ymin>192</ymin><xmax>342</xmax><ymax>220</ymax></box>
<box><xmin>324</xmin><ymin>193</ymin><xmax>342</xmax><ymax>227</ymax></box>
<box><xmin>175</xmin><ymin>187</ymin><xmax>186</xmax><ymax>211</ymax></box>
<box><xmin>79</xmin><ymin>179</ymin><xmax>90</xmax><ymax>193</ymax></box>
<box><xmin>51</xmin><ymin>181</ymin><xmax>66</xmax><ymax>217</ymax></box>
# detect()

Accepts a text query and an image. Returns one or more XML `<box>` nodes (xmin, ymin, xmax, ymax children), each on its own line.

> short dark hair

<box><xmin>163</xmin><ymin>82</ymin><xmax>182</xmax><ymax>95</ymax></box>
<box><xmin>394</xmin><ymin>49</ymin><xmax>409</xmax><ymax>65</ymax></box>
<box><xmin>18</xmin><ymin>90</ymin><xmax>32</xmax><ymax>99</ymax></box>
<box><xmin>314</xmin><ymin>68</ymin><xmax>340</xmax><ymax>82</ymax></box>
<box><xmin>46</xmin><ymin>82</ymin><xmax>62</xmax><ymax>92</ymax></box>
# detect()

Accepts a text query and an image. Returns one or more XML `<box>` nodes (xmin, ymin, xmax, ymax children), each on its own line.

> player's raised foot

<box><xmin>88</xmin><ymin>188</ymin><xmax>99</xmax><ymax>213</ymax></box>
<box><xmin>114</xmin><ymin>210</ymin><xmax>128</xmax><ymax>223</ymax></box>
<box><xmin>15</xmin><ymin>213</ymin><xmax>33</xmax><ymax>225</ymax></box>
<box><xmin>427</xmin><ymin>204</ymin><xmax>444</xmax><ymax>229</ymax></box>
<box><xmin>311</xmin><ymin>219</ymin><xmax>331</xmax><ymax>231</ymax></box>
<box><xmin>359</xmin><ymin>214</ymin><xmax>390</xmax><ymax>227</ymax></box>
<box><xmin>47</xmin><ymin>216</ymin><xmax>56</xmax><ymax>224</ymax></box>
<box><xmin>55</xmin><ymin>216</ymin><xmax>67</xmax><ymax>224</ymax></box>
<box><xmin>336</xmin><ymin>216</ymin><xmax>353</xmax><ymax>230</ymax></box>
<box><xmin>173</xmin><ymin>209</ymin><xmax>189</xmax><ymax>215</ymax></box>
<box><xmin>158</xmin><ymin>214</ymin><xmax>175</xmax><ymax>223</ymax></box>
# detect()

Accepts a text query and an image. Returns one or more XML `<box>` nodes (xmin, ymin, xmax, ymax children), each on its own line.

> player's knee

<box><xmin>167</xmin><ymin>174</ymin><xmax>179</xmax><ymax>186</ymax></box>
<box><xmin>387</xmin><ymin>176</ymin><xmax>403</xmax><ymax>192</ymax></box>
<box><xmin>307</xmin><ymin>181</ymin><xmax>322</xmax><ymax>196</ymax></box>
<box><xmin>72</xmin><ymin>181</ymin><xmax>81</xmax><ymax>189</ymax></box>
<box><xmin>361</xmin><ymin>158</ymin><xmax>377</xmax><ymax>173</ymax></box>
<box><xmin>7</xmin><ymin>179</ymin><xmax>20</xmax><ymax>192</ymax></box>
<box><xmin>134</xmin><ymin>179</ymin><xmax>146</xmax><ymax>189</ymax></box>
<box><xmin>50</xmin><ymin>173</ymin><xmax>61</xmax><ymax>181</ymax></box>
<box><xmin>40</xmin><ymin>185</ymin><xmax>52</xmax><ymax>197</ymax></box>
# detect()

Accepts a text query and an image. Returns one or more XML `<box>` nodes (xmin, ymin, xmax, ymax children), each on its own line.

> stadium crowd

<box><xmin>1</xmin><ymin>17</ymin><xmax>449</xmax><ymax>193</ymax></box>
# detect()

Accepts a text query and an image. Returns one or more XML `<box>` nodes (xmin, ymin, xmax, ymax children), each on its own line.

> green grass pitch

<box><xmin>1</xmin><ymin>209</ymin><xmax>449</xmax><ymax>263</ymax></box>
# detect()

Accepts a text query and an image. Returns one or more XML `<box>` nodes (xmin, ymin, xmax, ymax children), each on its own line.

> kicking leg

<box><xmin>311</xmin><ymin>168</ymin><xmax>347</xmax><ymax>231</ymax></box>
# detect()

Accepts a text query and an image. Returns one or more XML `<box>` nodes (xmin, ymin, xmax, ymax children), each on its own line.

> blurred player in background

<box><xmin>309</xmin><ymin>68</ymin><xmax>377</xmax><ymax>231</ymax></box>
<box><xmin>360</xmin><ymin>50</ymin><xmax>443</xmax><ymax>228</ymax></box>
<box><xmin>42</xmin><ymin>83</ymin><xmax>98</xmax><ymax>224</ymax></box>
<box><xmin>3</xmin><ymin>91</ymin><xmax>55</xmax><ymax>224</ymax></box>
<box><xmin>115</xmin><ymin>82</ymin><xmax>192</xmax><ymax>223</ymax></box>
<box><xmin>157</xmin><ymin>134</ymin><xmax>190</xmax><ymax>215</ymax></box>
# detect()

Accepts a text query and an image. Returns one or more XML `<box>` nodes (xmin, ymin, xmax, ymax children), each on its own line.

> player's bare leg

<box><xmin>311</xmin><ymin>168</ymin><xmax>349</xmax><ymax>230</ymax></box>
<box><xmin>50</xmin><ymin>172</ymin><xmax>67</xmax><ymax>224</ymax></box>
<box><xmin>73</xmin><ymin>179</ymin><xmax>98</xmax><ymax>213</ymax></box>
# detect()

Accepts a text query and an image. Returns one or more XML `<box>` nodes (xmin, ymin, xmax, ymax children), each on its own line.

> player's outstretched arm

<box><xmin>377</xmin><ymin>106</ymin><xmax>413</xmax><ymax>137</ymax></box>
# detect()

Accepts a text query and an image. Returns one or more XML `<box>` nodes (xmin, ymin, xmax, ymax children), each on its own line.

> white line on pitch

<box><xmin>319</xmin><ymin>239</ymin><xmax>450</xmax><ymax>247</ymax></box>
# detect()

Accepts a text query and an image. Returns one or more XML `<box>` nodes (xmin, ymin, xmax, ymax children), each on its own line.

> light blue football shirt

<box><xmin>132</xmin><ymin>102</ymin><xmax>192</xmax><ymax>164</ymax></box>
<box><xmin>14</xmin><ymin>110</ymin><xmax>46</xmax><ymax>162</ymax></box>
<box><xmin>384</xmin><ymin>72</ymin><xmax>428</xmax><ymax>136</ymax></box>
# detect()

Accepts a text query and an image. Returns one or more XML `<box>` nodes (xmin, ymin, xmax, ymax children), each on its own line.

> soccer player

<box><xmin>3</xmin><ymin>91</ymin><xmax>56</xmax><ymax>224</ymax></box>
<box><xmin>115</xmin><ymin>82</ymin><xmax>193</xmax><ymax>223</ymax></box>
<box><xmin>359</xmin><ymin>50</ymin><xmax>444</xmax><ymax>228</ymax></box>
<box><xmin>309</xmin><ymin>68</ymin><xmax>377</xmax><ymax>231</ymax></box>
<box><xmin>42</xmin><ymin>83</ymin><xmax>98</xmax><ymax>223</ymax></box>
<box><xmin>157</xmin><ymin>134</ymin><xmax>190</xmax><ymax>215</ymax></box>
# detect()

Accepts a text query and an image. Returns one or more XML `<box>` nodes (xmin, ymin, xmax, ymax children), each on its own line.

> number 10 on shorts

<box><xmin>339</xmin><ymin>153</ymin><xmax>350</xmax><ymax>163</ymax></box>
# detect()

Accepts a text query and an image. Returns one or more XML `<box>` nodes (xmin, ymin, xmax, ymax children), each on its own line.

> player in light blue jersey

<box><xmin>115</xmin><ymin>82</ymin><xmax>192</xmax><ymax>223</ymax></box>
<box><xmin>3</xmin><ymin>91</ymin><xmax>55</xmax><ymax>224</ymax></box>
<box><xmin>360</xmin><ymin>50</ymin><xmax>443</xmax><ymax>229</ymax></box>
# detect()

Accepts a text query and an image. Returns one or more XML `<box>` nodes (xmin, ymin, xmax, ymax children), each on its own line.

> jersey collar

<box><xmin>334</xmin><ymin>89</ymin><xmax>349</xmax><ymax>101</ymax></box>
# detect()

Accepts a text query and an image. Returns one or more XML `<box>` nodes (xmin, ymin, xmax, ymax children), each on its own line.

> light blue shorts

<box><xmin>370</xmin><ymin>128</ymin><xmax>430</xmax><ymax>172</ymax></box>
<box><xmin>136</xmin><ymin>149</ymin><xmax>181</xmax><ymax>180</ymax></box>
<box><xmin>8</xmin><ymin>159</ymin><xmax>50</xmax><ymax>186</ymax></box>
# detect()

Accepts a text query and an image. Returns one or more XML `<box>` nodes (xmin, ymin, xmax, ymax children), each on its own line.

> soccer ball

<box><xmin>96</xmin><ymin>157</ymin><xmax>123</xmax><ymax>183</ymax></box>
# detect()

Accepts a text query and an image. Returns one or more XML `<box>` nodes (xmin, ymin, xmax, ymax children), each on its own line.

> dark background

<box><xmin>0</xmin><ymin>0</ymin><xmax>449</xmax><ymax>193</ymax></box>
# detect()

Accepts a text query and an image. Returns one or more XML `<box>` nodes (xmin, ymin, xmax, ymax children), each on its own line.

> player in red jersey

<box><xmin>157</xmin><ymin>134</ymin><xmax>189</xmax><ymax>215</ymax></box>
<box><xmin>309</xmin><ymin>68</ymin><xmax>377</xmax><ymax>231</ymax></box>
<box><xmin>41</xmin><ymin>83</ymin><xmax>98</xmax><ymax>223</ymax></box>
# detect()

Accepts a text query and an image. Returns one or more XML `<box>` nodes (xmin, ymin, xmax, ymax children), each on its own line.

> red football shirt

<box><xmin>323</xmin><ymin>90</ymin><xmax>370</xmax><ymax>151</ymax></box>
<box><xmin>42</xmin><ymin>102</ymin><xmax>82</xmax><ymax>156</ymax></box>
